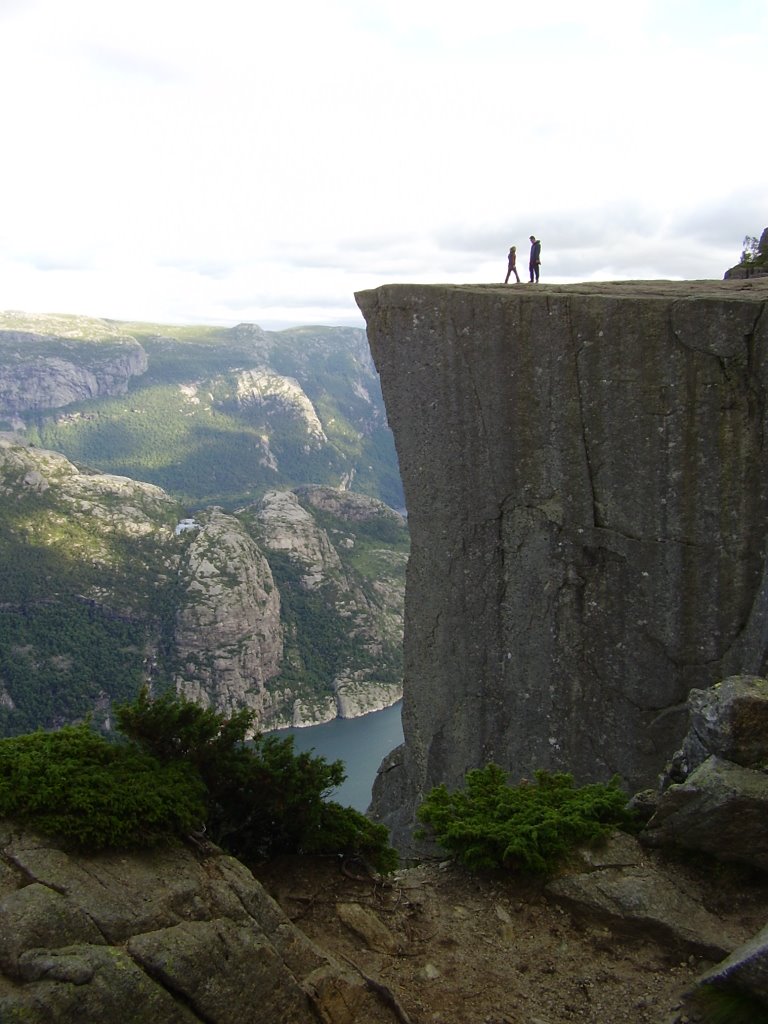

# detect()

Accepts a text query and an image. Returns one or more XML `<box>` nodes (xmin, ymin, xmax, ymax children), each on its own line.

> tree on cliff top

<box><xmin>739</xmin><ymin>229</ymin><xmax>768</xmax><ymax>267</ymax></box>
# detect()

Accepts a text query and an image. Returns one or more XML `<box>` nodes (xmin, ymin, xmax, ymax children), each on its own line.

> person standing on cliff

<box><xmin>504</xmin><ymin>246</ymin><xmax>520</xmax><ymax>283</ymax></box>
<box><xmin>529</xmin><ymin>235</ymin><xmax>541</xmax><ymax>282</ymax></box>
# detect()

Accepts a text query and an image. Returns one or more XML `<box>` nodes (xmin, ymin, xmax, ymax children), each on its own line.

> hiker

<box><xmin>529</xmin><ymin>236</ymin><xmax>541</xmax><ymax>282</ymax></box>
<box><xmin>504</xmin><ymin>246</ymin><xmax>520</xmax><ymax>283</ymax></box>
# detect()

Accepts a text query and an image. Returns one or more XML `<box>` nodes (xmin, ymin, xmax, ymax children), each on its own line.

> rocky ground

<box><xmin>254</xmin><ymin>848</ymin><xmax>768</xmax><ymax>1024</ymax></box>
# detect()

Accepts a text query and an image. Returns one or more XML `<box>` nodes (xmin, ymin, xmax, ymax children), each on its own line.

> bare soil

<box><xmin>254</xmin><ymin>853</ymin><xmax>768</xmax><ymax>1024</ymax></box>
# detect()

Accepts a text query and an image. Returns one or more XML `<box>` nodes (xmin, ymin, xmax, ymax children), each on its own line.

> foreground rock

<box><xmin>660</xmin><ymin>674</ymin><xmax>768</xmax><ymax>782</ymax></box>
<box><xmin>0</xmin><ymin>825</ymin><xmax>402</xmax><ymax>1024</ymax></box>
<box><xmin>357</xmin><ymin>279</ymin><xmax>768</xmax><ymax>852</ymax></box>
<box><xmin>546</xmin><ymin>833</ymin><xmax>746</xmax><ymax>960</ymax></box>
<box><xmin>642</xmin><ymin>676</ymin><xmax>768</xmax><ymax>871</ymax></box>
<box><xmin>690</xmin><ymin>922</ymin><xmax>768</xmax><ymax>1010</ymax></box>
<box><xmin>643</xmin><ymin>756</ymin><xmax>768</xmax><ymax>872</ymax></box>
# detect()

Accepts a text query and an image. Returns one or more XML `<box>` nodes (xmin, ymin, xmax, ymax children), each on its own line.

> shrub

<box><xmin>417</xmin><ymin>763</ymin><xmax>635</xmax><ymax>874</ymax></box>
<box><xmin>0</xmin><ymin>689</ymin><xmax>399</xmax><ymax>871</ymax></box>
<box><xmin>688</xmin><ymin>984</ymin><xmax>768</xmax><ymax>1024</ymax></box>
<box><xmin>116</xmin><ymin>688</ymin><xmax>398</xmax><ymax>872</ymax></box>
<box><xmin>303</xmin><ymin>800</ymin><xmax>399</xmax><ymax>874</ymax></box>
<box><xmin>0</xmin><ymin>723</ymin><xmax>206</xmax><ymax>849</ymax></box>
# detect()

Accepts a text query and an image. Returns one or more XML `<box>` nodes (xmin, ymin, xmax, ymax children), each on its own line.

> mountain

<box><xmin>0</xmin><ymin>312</ymin><xmax>148</xmax><ymax>418</ymax></box>
<box><xmin>0</xmin><ymin>438</ymin><xmax>406</xmax><ymax>739</ymax></box>
<box><xmin>0</xmin><ymin>312</ymin><xmax>403</xmax><ymax>511</ymax></box>
<box><xmin>0</xmin><ymin>311</ymin><xmax>407</xmax><ymax>737</ymax></box>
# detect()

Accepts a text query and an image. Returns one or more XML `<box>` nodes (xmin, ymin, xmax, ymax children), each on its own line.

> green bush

<box><xmin>0</xmin><ymin>724</ymin><xmax>206</xmax><ymax>849</ymax></box>
<box><xmin>417</xmin><ymin>764</ymin><xmax>635</xmax><ymax>874</ymax></box>
<box><xmin>688</xmin><ymin>984</ymin><xmax>768</xmax><ymax>1024</ymax></box>
<box><xmin>0</xmin><ymin>692</ymin><xmax>399</xmax><ymax>871</ymax></box>
<box><xmin>116</xmin><ymin>688</ymin><xmax>398</xmax><ymax>872</ymax></box>
<box><xmin>303</xmin><ymin>801</ymin><xmax>399</xmax><ymax>874</ymax></box>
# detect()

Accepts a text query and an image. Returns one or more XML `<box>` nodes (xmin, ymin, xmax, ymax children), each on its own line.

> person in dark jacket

<box><xmin>529</xmin><ymin>235</ymin><xmax>541</xmax><ymax>282</ymax></box>
<box><xmin>504</xmin><ymin>246</ymin><xmax>520</xmax><ymax>283</ymax></box>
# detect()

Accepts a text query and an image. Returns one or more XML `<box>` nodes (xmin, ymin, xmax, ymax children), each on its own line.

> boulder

<box><xmin>661</xmin><ymin>675</ymin><xmax>768</xmax><ymax>785</ymax></box>
<box><xmin>336</xmin><ymin>901</ymin><xmax>400</xmax><ymax>954</ymax></box>
<box><xmin>0</xmin><ymin>824</ymin><xmax>404</xmax><ymax>1024</ymax></box>
<box><xmin>545</xmin><ymin>833</ymin><xmax>743</xmax><ymax>959</ymax></box>
<box><xmin>688</xmin><ymin>921</ymin><xmax>768</xmax><ymax>1010</ymax></box>
<box><xmin>642</xmin><ymin>756</ymin><xmax>768</xmax><ymax>871</ymax></box>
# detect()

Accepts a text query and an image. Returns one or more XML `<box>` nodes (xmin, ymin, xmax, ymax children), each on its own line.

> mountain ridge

<box><xmin>0</xmin><ymin>311</ymin><xmax>403</xmax><ymax>511</ymax></box>
<box><xmin>0</xmin><ymin>311</ymin><xmax>408</xmax><ymax>737</ymax></box>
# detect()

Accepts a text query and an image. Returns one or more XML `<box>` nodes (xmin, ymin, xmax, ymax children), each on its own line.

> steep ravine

<box><xmin>356</xmin><ymin>279</ymin><xmax>768</xmax><ymax>850</ymax></box>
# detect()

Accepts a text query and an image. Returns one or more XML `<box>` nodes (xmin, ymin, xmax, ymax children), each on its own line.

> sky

<box><xmin>1</xmin><ymin>0</ymin><xmax>766</xmax><ymax>330</ymax></box>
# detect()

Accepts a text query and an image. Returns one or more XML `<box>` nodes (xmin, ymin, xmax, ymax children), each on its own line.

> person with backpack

<box><xmin>529</xmin><ymin>235</ymin><xmax>541</xmax><ymax>282</ymax></box>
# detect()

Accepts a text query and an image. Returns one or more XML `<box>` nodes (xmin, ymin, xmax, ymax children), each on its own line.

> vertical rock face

<box><xmin>356</xmin><ymin>279</ymin><xmax>768</xmax><ymax>849</ymax></box>
<box><xmin>0</xmin><ymin>317</ymin><xmax>149</xmax><ymax>415</ymax></box>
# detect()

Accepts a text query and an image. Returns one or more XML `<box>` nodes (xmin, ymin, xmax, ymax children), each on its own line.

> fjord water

<box><xmin>270</xmin><ymin>702</ymin><xmax>403</xmax><ymax>812</ymax></box>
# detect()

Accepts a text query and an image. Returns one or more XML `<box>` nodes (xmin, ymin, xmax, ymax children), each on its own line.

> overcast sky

<box><xmin>1</xmin><ymin>0</ymin><xmax>766</xmax><ymax>329</ymax></box>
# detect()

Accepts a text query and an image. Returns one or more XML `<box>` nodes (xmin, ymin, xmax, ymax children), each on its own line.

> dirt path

<box><xmin>254</xmin><ymin>854</ymin><xmax>767</xmax><ymax>1024</ymax></box>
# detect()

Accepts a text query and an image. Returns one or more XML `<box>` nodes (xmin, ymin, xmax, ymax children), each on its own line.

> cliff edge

<box><xmin>356</xmin><ymin>279</ymin><xmax>768</xmax><ymax>849</ymax></box>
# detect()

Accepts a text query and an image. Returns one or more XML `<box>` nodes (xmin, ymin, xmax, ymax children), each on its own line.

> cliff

<box><xmin>0</xmin><ymin>313</ymin><xmax>148</xmax><ymax>420</ymax></box>
<box><xmin>171</xmin><ymin>507</ymin><xmax>284</xmax><ymax>722</ymax></box>
<box><xmin>356</xmin><ymin>278</ymin><xmax>768</xmax><ymax>849</ymax></box>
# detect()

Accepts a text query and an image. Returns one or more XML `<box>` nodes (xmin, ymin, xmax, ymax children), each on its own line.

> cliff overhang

<box><xmin>356</xmin><ymin>279</ymin><xmax>768</xmax><ymax>850</ymax></box>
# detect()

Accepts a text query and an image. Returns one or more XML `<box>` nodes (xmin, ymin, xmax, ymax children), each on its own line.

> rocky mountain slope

<box><xmin>0</xmin><ymin>437</ymin><xmax>406</xmax><ymax>738</ymax></box>
<box><xmin>0</xmin><ymin>313</ymin><xmax>148</xmax><ymax>423</ymax></box>
<box><xmin>0</xmin><ymin>312</ymin><xmax>403</xmax><ymax>511</ymax></box>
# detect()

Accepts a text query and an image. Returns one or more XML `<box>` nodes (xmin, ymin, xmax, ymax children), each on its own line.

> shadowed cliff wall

<box><xmin>356</xmin><ymin>279</ymin><xmax>768</xmax><ymax>850</ymax></box>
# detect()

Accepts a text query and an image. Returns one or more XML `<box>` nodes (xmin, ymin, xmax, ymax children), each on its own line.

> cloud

<box><xmin>83</xmin><ymin>43</ymin><xmax>187</xmax><ymax>85</ymax></box>
<box><xmin>0</xmin><ymin>0</ymin><xmax>765</xmax><ymax>327</ymax></box>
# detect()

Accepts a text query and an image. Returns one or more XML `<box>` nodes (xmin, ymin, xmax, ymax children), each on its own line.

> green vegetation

<box><xmin>236</xmin><ymin>490</ymin><xmax>406</xmax><ymax>712</ymax></box>
<box><xmin>265</xmin><ymin>548</ymin><xmax>400</xmax><ymax>708</ymax></box>
<box><xmin>116</xmin><ymin>688</ymin><xmax>399</xmax><ymax>870</ymax></box>
<box><xmin>0</xmin><ymin>723</ymin><xmax>206</xmax><ymax>849</ymax></box>
<box><xmin>0</xmin><ymin>689</ymin><xmax>398</xmax><ymax>870</ymax></box>
<box><xmin>738</xmin><ymin>231</ymin><xmax>768</xmax><ymax>269</ymax></box>
<box><xmin>23</xmin><ymin>321</ymin><xmax>404</xmax><ymax>510</ymax></box>
<box><xmin>417</xmin><ymin>764</ymin><xmax>635</xmax><ymax>874</ymax></box>
<box><xmin>269</xmin><ymin>551</ymin><xmax>369</xmax><ymax>693</ymax></box>
<box><xmin>688</xmin><ymin>984</ymin><xmax>768</xmax><ymax>1024</ymax></box>
<box><xmin>0</xmin><ymin>448</ymin><xmax>405</xmax><ymax>738</ymax></box>
<box><xmin>0</xmin><ymin>603</ymin><xmax>150</xmax><ymax>735</ymax></box>
<box><xmin>0</xmin><ymin>318</ymin><xmax>406</xmax><ymax>738</ymax></box>
<box><xmin>0</xmin><ymin>475</ymin><xmax>183</xmax><ymax>736</ymax></box>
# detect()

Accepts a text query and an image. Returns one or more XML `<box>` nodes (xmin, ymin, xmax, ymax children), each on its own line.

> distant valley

<box><xmin>0</xmin><ymin>312</ymin><xmax>406</xmax><ymax>737</ymax></box>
